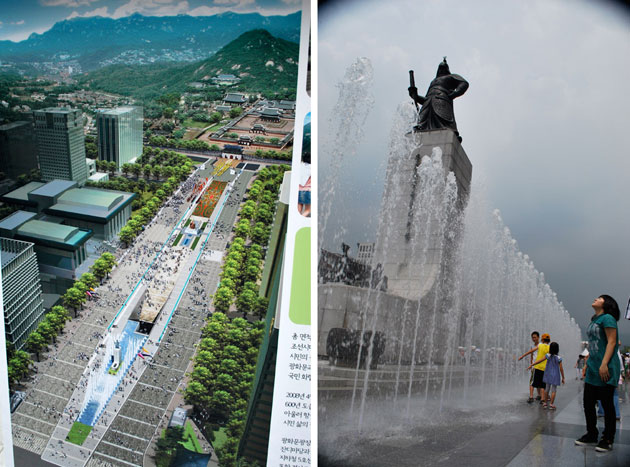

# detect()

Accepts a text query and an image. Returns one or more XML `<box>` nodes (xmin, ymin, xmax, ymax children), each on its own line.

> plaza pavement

<box><xmin>11</xmin><ymin>162</ymin><xmax>258</xmax><ymax>466</ymax></box>
<box><xmin>319</xmin><ymin>377</ymin><xmax>630</xmax><ymax>467</ymax></box>
<box><xmin>11</xmin><ymin>169</ymin><xmax>205</xmax><ymax>464</ymax></box>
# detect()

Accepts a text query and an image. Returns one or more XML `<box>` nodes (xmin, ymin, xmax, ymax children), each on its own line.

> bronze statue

<box><xmin>409</xmin><ymin>58</ymin><xmax>469</xmax><ymax>141</ymax></box>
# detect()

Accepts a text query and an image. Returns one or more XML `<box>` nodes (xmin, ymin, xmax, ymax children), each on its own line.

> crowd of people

<box><xmin>32</xmin><ymin>164</ymin><xmax>219</xmax><ymax>463</ymax></box>
<box><xmin>13</xmin><ymin>161</ymin><xmax>248</xmax><ymax>464</ymax></box>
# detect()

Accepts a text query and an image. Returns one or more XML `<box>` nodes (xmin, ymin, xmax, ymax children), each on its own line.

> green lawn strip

<box><xmin>66</xmin><ymin>421</ymin><xmax>92</xmax><ymax>445</ymax></box>
<box><xmin>190</xmin><ymin>236</ymin><xmax>201</xmax><ymax>250</ymax></box>
<box><xmin>207</xmin><ymin>122</ymin><xmax>224</xmax><ymax>132</ymax></box>
<box><xmin>180</xmin><ymin>420</ymin><xmax>203</xmax><ymax>453</ymax></box>
<box><xmin>173</xmin><ymin>233</ymin><xmax>183</xmax><ymax>246</ymax></box>
<box><xmin>201</xmin><ymin>222</ymin><xmax>208</xmax><ymax>230</ymax></box>
<box><xmin>182</xmin><ymin>118</ymin><xmax>209</xmax><ymax>128</ymax></box>
<box><xmin>211</xmin><ymin>427</ymin><xmax>227</xmax><ymax>451</ymax></box>
<box><xmin>184</xmin><ymin>218</ymin><xmax>191</xmax><ymax>228</ymax></box>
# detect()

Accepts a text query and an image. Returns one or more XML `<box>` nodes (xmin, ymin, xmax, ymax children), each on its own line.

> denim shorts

<box><xmin>298</xmin><ymin>190</ymin><xmax>311</xmax><ymax>205</ymax></box>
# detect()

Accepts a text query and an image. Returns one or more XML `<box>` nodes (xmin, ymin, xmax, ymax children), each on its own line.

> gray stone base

<box><xmin>373</xmin><ymin>129</ymin><xmax>471</xmax><ymax>302</ymax></box>
<box><xmin>319</xmin><ymin>283</ymin><xmax>448</xmax><ymax>365</ymax></box>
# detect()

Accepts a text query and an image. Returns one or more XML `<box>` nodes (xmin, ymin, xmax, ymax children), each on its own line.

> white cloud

<box><xmin>67</xmin><ymin>7</ymin><xmax>109</xmax><ymax>19</ymax></box>
<box><xmin>40</xmin><ymin>0</ymin><xmax>99</xmax><ymax>7</ymax></box>
<box><xmin>12</xmin><ymin>20</ymin><xmax>26</xmax><ymax>25</ymax></box>
<box><xmin>111</xmin><ymin>0</ymin><xmax>190</xmax><ymax>19</ymax></box>
<box><xmin>188</xmin><ymin>6</ymin><xmax>223</xmax><ymax>16</ymax></box>
<box><xmin>190</xmin><ymin>0</ymin><xmax>299</xmax><ymax>16</ymax></box>
<box><xmin>213</xmin><ymin>0</ymin><xmax>255</xmax><ymax>6</ymax></box>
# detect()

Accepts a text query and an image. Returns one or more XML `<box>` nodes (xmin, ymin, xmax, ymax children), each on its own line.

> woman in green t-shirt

<box><xmin>574</xmin><ymin>295</ymin><xmax>620</xmax><ymax>452</ymax></box>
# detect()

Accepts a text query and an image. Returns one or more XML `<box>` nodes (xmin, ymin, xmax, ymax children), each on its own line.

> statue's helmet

<box><xmin>437</xmin><ymin>57</ymin><xmax>450</xmax><ymax>76</ymax></box>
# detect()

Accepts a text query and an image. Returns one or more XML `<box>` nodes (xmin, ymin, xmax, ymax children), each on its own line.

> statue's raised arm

<box><xmin>409</xmin><ymin>58</ymin><xmax>469</xmax><ymax>142</ymax></box>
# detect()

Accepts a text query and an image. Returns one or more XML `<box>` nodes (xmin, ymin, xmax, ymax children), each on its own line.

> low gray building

<box><xmin>1</xmin><ymin>180</ymin><xmax>135</xmax><ymax>241</ymax></box>
<box><xmin>0</xmin><ymin>210</ymin><xmax>92</xmax><ymax>295</ymax></box>
<box><xmin>223</xmin><ymin>93</ymin><xmax>247</xmax><ymax>106</ymax></box>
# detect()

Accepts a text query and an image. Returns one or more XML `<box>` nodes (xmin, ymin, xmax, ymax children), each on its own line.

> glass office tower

<box><xmin>96</xmin><ymin>106</ymin><xmax>143</xmax><ymax>169</ymax></box>
<box><xmin>33</xmin><ymin>108</ymin><xmax>87</xmax><ymax>185</ymax></box>
<box><xmin>0</xmin><ymin>237</ymin><xmax>45</xmax><ymax>350</ymax></box>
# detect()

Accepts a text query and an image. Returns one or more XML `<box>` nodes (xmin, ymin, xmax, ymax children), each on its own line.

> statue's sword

<box><xmin>409</xmin><ymin>70</ymin><xmax>419</xmax><ymax>113</ymax></box>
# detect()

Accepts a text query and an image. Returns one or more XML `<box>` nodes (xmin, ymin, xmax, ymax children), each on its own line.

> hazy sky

<box><xmin>319</xmin><ymin>0</ymin><xmax>630</xmax><ymax>343</ymax></box>
<box><xmin>0</xmin><ymin>0</ymin><xmax>301</xmax><ymax>42</ymax></box>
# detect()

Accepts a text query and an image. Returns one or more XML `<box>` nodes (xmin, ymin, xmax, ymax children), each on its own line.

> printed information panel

<box><xmin>266</xmin><ymin>1</ymin><xmax>312</xmax><ymax>465</ymax></box>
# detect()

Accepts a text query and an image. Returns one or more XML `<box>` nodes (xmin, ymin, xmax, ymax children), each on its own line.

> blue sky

<box><xmin>0</xmin><ymin>0</ymin><xmax>301</xmax><ymax>42</ymax></box>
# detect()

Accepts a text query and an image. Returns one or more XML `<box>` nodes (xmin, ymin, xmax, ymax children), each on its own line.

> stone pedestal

<box><xmin>317</xmin><ymin>129</ymin><xmax>473</xmax><ymax>369</ymax></box>
<box><xmin>374</xmin><ymin>129</ymin><xmax>471</xmax><ymax>302</ymax></box>
<box><xmin>318</xmin><ymin>283</ymin><xmax>426</xmax><ymax>364</ymax></box>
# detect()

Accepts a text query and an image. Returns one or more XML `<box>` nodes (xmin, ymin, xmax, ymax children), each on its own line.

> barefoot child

<box><xmin>528</xmin><ymin>342</ymin><xmax>565</xmax><ymax>409</ymax></box>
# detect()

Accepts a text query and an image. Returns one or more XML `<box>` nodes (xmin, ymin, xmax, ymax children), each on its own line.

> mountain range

<box><xmin>0</xmin><ymin>12</ymin><xmax>301</xmax><ymax>71</ymax></box>
<box><xmin>78</xmin><ymin>29</ymin><xmax>300</xmax><ymax>101</ymax></box>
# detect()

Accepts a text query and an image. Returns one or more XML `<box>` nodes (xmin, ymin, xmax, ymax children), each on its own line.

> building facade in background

<box><xmin>356</xmin><ymin>242</ymin><xmax>375</xmax><ymax>265</ymax></box>
<box><xmin>96</xmin><ymin>106</ymin><xmax>143</xmax><ymax>169</ymax></box>
<box><xmin>0</xmin><ymin>237</ymin><xmax>45</xmax><ymax>350</ymax></box>
<box><xmin>33</xmin><ymin>108</ymin><xmax>87</xmax><ymax>185</ymax></box>
<box><xmin>0</xmin><ymin>121</ymin><xmax>39</xmax><ymax>180</ymax></box>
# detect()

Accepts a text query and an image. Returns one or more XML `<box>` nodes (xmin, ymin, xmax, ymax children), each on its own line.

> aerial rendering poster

<box><xmin>0</xmin><ymin>0</ymin><xmax>311</xmax><ymax>466</ymax></box>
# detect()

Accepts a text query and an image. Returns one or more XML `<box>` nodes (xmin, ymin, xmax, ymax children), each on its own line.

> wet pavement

<box><xmin>319</xmin><ymin>378</ymin><xmax>630</xmax><ymax>467</ymax></box>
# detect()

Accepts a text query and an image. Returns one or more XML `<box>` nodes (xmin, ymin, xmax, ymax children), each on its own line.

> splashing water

<box><xmin>318</xmin><ymin>58</ymin><xmax>582</xmax><ymax>447</ymax></box>
<box><xmin>319</xmin><ymin>57</ymin><xmax>374</xmax><ymax>254</ymax></box>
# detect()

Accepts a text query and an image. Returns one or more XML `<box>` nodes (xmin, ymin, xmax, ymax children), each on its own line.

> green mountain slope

<box><xmin>79</xmin><ymin>29</ymin><xmax>299</xmax><ymax>101</ymax></box>
<box><xmin>0</xmin><ymin>13</ymin><xmax>301</xmax><ymax>71</ymax></box>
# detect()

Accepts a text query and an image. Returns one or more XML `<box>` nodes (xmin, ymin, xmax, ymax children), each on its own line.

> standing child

<box><xmin>518</xmin><ymin>332</ymin><xmax>541</xmax><ymax>402</ymax></box>
<box><xmin>528</xmin><ymin>342</ymin><xmax>565</xmax><ymax>410</ymax></box>
<box><xmin>519</xmin><ymin>333</ymin><xmax>550</xmax><ymax>404</ymax></box>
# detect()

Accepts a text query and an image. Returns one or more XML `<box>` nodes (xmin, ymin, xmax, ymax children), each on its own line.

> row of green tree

<box><xmin>147</xmin><ymin>135</ymin><xmax>291</xmax><ymax>161</ymax></box>
<box><xmin>117</xmin><ymin>171</ymin><xmax>190</xmax><ymax>247</ymax></box>
<box><xmin>184</xmin><ymin>313</ymin><xmax>264</xmax><ymax>466</ymax></box>
<box><xmin>8</xmin><ymin>304</ymin><xmax>71</xmax><ymax>388</ymax></box>
<box><xmin>85</xmin><ymin>176</ymin><xmax>162</xmax><ymax>210</ymax></box>
<box><xmin>23</xmin><ymin>305</ymin><xmax>72</xmax><ymax>363</ymax></box>
<box><xmin>212</xmin><ymin>238</ymin><xmax>268</xmax><ymax>317</ymax></box>
<box><xmin>95</xmin><ymin>161</ymin><xmax>187</xmax><ymax>182</ymax></box>
<box><xmin>62</xmin><ymin>254</ymin><xmax>117</xmax><ymax>318</ymax></box>
<box><xmin>91</xmin><ymin>149</ymin><xmax>192</xmax><ymax>181</ymax></box>
<box><xmin>149</xmin><ymin>135</ymin><xmax>218</xmax><ymax>152</ymax></box>
<box><xmin>135</xmin><ymin>147</ymin><xmax>193</xmax><ymax>168</ymax></box>
<box><xmin>7</xmin><ymin>250</ymin><xmax>116</xmax><ymax>390</ymax></box>
<box><xmin>212</xmin><ymin>165</ymin><xmax>288</xmax><ymax>316</ymax></box>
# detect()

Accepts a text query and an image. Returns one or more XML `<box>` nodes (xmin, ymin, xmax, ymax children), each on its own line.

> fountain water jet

<box><xmin>318</xmin><ymin>58</ymin><xmax>582</xmax><ymax>460</ymax></box>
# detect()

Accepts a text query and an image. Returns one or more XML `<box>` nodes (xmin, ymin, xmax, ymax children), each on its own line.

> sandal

<box><xmin>549</xmin><ymin>405</ymin><xmax>556</xmax><ymax>410</ymax></box>
<box><xmin>542</xmin><ymin>403</ymin><xmax>547</xmax><ymax>408</ymax></box>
